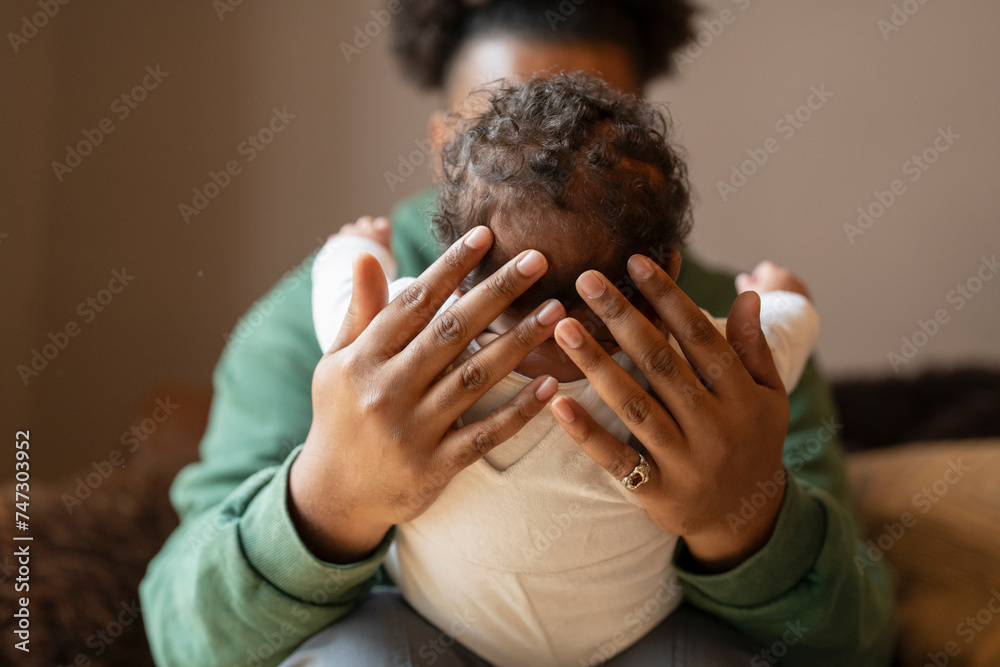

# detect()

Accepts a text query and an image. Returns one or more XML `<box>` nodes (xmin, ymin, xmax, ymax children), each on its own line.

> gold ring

<box><xmin>621</xmin><ymin>453</ymin><xmax>650</xmax><ymax>491</ymax></box>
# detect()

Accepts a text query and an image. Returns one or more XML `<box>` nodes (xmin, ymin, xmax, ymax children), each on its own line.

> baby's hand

<box><xmin>736</xmin><ymin>261</ymin><xmax>812</xmax><ymax>300</ymax></box>
<box><xmin>333</xmin><ymin>215</ymin><xmax>392</xmax><ymax>253</ymax></box>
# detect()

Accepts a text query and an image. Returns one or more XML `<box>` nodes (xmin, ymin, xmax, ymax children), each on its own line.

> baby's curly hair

<box><xmin>434</xmin><ymin>71</ymin><xmax>692</xmax><ymax>313</ymax></box>
<box><xmin>392</xmin><ymin>0</ymin><xmax>697</xmax><ymax>90</ymax></box>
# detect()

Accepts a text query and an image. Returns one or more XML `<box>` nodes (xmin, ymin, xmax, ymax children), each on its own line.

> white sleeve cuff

<box><xmin>757</xmin><ymin>291</ymin><xmax>820</xmax><ymax>392</ymax></box>
<box><xmin>311</xmin><ymin>236</ymin><xmax>399</xmax><ymax>353</ymax></box>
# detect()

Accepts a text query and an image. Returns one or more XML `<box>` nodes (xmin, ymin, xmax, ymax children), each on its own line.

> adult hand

<box><xmin>290</xmin><ymin>226</ymin><xmax>565</xmax><ymax>563</ymax></box>
<box><xmin>550</xmin><ymin>255</ymin><xmax>790</xmax><ymax>572</ymax></box>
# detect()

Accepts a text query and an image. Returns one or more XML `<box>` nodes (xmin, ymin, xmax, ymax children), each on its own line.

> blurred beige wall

<box><xmin>2</xmin><ymin>0</ymin><xmax>998</xmax><ymax>482</ymax></box>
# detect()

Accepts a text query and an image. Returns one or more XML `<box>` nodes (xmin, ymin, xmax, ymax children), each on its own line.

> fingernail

<box><xmin>536</xmin><ymin>300</ymin><xmax>564</xmax><ymax>326</ymax></box>
<box><xmin>628</xmin><ymin>255</ymin><xmax>654</xmax><ymax>281</ymax></box>
<box><xmin>517</xmin><ymin>250</ymin><xmax>546</xmax><ymax>276</ymax></box>
<box><xmin>465</xmin><ymin>226</ymin><xmax>491</xmax><ymax>249</ymax></box>
<box><xmin>535</xmin><ymin>376</ymin><xmax>558</xmax><ymax>401</ymax></box>
<box><xmin>551</xmin><ymin>397</ymin><xmax>575</xmax><ymax>422</ymax></box>
<box><xmin>578</xmin><ymin>271</ymin><xmax>605</xmax><ymax>299</ymax></box>
<box><xmin>555</xmin><ymin>320</ymin><xmax>583</xmax><ymax>349</ymax></box>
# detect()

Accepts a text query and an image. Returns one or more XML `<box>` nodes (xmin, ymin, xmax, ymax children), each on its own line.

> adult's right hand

<box><xmin>289</xmin><ymin>226</ymin><xmax>564</xmax><ymax>563</ymax></box>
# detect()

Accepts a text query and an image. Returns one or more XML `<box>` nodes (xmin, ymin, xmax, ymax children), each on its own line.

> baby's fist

<box><xmin>334</xmin><ymin>216</ymin><xmax>392</xmax><ymax>253</ymax></box>
<box><xmin>736</xmin><ymin>261</ymin><xmax>811</xmax><ymax>300</ymax></box>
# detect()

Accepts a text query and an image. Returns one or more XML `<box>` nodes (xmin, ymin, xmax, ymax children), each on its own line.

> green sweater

<box><xmin>140</xmin><ymin>190</ymin><xmax>895</xmax><ymax>666</ymax></box>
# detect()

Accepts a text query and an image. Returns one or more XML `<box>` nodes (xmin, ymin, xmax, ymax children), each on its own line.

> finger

<box><xmin>423</xmin><ymin>297</ymin><xmax>565</xmax><ymax>422</ymax></box>
<box><xmin>369</xmin><ymin>226</ymin><xmax>495</xmax><ymax>356</ymax></box>
<box><xmin>553</xmin><ymin>317</ymin><xmax>683</xmax><ymax>448</ymax></box>
<box><xmin>550</xmin><ymin>396</ymin><xmax>657</xmax><ymax>492</ymax></box>
<box><xmin>571</xmin><ymin>270</ymin><xmax>710</xmax><ymax>423</ymax></box>
<box><xmin>726</xmin><ymin>291</ymin><xmax>785</xmax><ymax>392</ymax></box>
<box><xmin>626</xmin><ymin>255</ymin><xmax>754</xmax><ymax>397</ymax></box>
<box><xmin>402</xmin><ymin>249</ymin><xmax>552</xmax><ymax>385</ymax></box>
<box><xmin>330</xmin><ymin>253</ymin><xmax>389</xmax><ymax>352</ymax></box>
<box><xmin>432</xmin><ymin>375</ymin><xmax>559</xmax><ymax>474</ymax></box>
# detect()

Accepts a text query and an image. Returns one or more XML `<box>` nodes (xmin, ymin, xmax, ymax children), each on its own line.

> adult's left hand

<box><xmin>550</xmin><ymin>254</ymin><xmax>791</xmax><ymax>572</ymax></box>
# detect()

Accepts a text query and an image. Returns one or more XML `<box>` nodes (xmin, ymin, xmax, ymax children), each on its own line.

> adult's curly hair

<box><xmin>392</xmin><ymin>0</ymin><xmax>697</xmax><ymax>90</ymax></box>
<box><xmin>434</xmin><ymin>71</ymin><xmax>692</xmax><ymax>313</ymax></box>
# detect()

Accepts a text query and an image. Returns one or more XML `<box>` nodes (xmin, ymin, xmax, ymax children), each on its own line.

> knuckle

<box><xmin>606</xmin><ymin>452</ymin><xmax>634</xmax><ymax>480</ymax></box>
<box><xmin>471</xmin><ymin>429</ymin><xmax>499</xmax><ymax>457</ymax></box>
<box><xmin>680</xmin><ymin>381</ymin><xmax>708</xmax><ymax>407</ymax></box>
<box><xmin>433</xmin><ymin>309</ymin><xmax>468</xmax><ymax>344</ymax></box>
<box><xmin>399</xmin><ymin>282</ymin><xmax>432</xmax><ymax>314</ymax></box>
<box><xmin>510</xmin><ymin>397</ymin><xmax>536</xmax><ymax>426</ymax></box>
<box><xmin>338</xmin><ymin>350</ymin><xmax>366</xmax><ymax>378</ymax></box>
<box><xmin>619</xmin><ymin>392</ymin><xmax>652</xmax><ymax>427</ymax></box>
<box><xmin>641</xmin><ymin>344</ymin><xmax>678</xmax><ymax>378</ymax></box>
<box><xmin>440</xmin><ymin>245</ymin><xmax>467</xmax><ymax>273</ymax></box>
<box><xmin>648</xmin><ymin>275</ymin><xmax>679</xmax><ymax>303</ymax></box>
<box><xmin>359</xmin><ymin>388</ymin><xmax>392</xmax><ymax>415</ymax></box>
<box><xmin>461</xmin><ymin>360</ymin><xmax>490</xmax><ymax>393</ymax></box>
<box><xmin>575</xmin><ymin>347</ymin><xmax>605</xmax><ymax>374</ymax></box>
<box><xmin>487</xmin><ymin>268</ymin><xmax>520</xmax><ymax>300</ymax></box>
<box><xmin>508</xmin><ymin>320</ymin><xmax>538</xmax><ymax>350</ymax></box>
<box><xmin>684</xmin><ymin>315</ymin><xmax>717</xmax><ymax>346</ymax></box>
<box><xmin>598</xmin><ymin>293</ymin><xmax>631</xmax><ymax>323</ymax></box>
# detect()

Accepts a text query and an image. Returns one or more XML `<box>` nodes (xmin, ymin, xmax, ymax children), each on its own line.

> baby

<box><xmin>312</xmin><ymin>73</ymin><xmax>818</xmax><ymax>667</ymax></box>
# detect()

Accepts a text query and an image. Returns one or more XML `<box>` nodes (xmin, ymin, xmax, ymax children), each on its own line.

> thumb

<box><xmin>330</xmin><ymin>253</ymin><xmax>389</xmax><ymax>352</ymax></box>
<box><xmin>726</xmin><ymin>291</ymin><xmax>783</xmax><ymax>391</ymax></box>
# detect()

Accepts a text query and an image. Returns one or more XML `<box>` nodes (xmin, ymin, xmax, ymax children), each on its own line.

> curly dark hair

<box><xmin>392</xmin><ymin>0</ymin><xmax>697</xmax><ymax>90</ymax></box>
<box><xmin>434</xmin><ymin>71</ymin><xmax>692</xmax><ymax>313</ymax></box>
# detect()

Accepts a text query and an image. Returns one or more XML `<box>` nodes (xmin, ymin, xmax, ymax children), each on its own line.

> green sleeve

<box><xmin>139</xmin><ymin>256</ymin><xmax>393</xmax><ymax>667</ymax></box>
<box><xmin>672</xmin><ymin>255</ymin><xmax>896</xmax><ymax>666</ymax></box>
<box><xmin>393</xmin><ymin>190</ymin><xmax>896</xmax><ymax>666</ymax></box>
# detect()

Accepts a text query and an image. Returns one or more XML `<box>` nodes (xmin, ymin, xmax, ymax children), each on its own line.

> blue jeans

<box><xmin>279</xmin><ymin>586</ymin><xmax>759</xmax><ymax>666</ymax></box>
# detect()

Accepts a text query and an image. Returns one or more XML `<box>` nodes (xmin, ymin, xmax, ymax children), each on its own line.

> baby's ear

<box><xmin>428</xmin><ymin>112</ymin><xmax>449</xmax><ymax>152</ymax></box>
<box><xmin>665</xmin><ymin>251</ymin><xmax>682</xmax><ymax>281</ymax></box>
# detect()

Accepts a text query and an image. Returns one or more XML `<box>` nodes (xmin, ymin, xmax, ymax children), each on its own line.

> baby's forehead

<box><xmin>488</xmin><ymin>204</ymin><xmax>616</xmax><ymax>277</ymax></box>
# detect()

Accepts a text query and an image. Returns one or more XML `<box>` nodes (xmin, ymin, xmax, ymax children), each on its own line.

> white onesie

<box><xmin>311</xmin><ymin>235</ymin><xmax>820</xmax><ymax>667</ymax></box>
